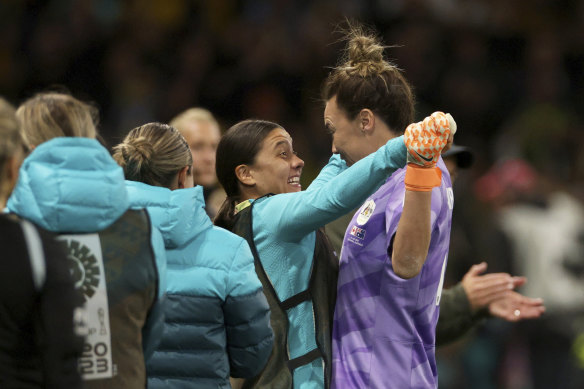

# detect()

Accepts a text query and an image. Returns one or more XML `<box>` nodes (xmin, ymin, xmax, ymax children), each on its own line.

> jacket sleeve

<box><xmin>304</xmin><ymin>154</ymin><xmax>347</xmax><ymax>192</ymax></box>
<box><xmin>435</xmin><ymin>283</ymin><xmax>488</xmax><ymax>347</ymax></box>
<box><xmin>34</xmin><ymin>227</ymin><xmax>85</xmax><ymax>388</ymax></box>
<box><xmin>142</xmin><ymin>225</ymin><xmax>168</xmax><ymax>360</ymax></box>
<box><xmin>257</xmin><ymin>136</ymin><xmax>407</xmax><ymax>241</ymax></box>
<box><xmin>223</xmin><ymin>240</ymin><xmax>274</xmax><ymax>378</ymax></box>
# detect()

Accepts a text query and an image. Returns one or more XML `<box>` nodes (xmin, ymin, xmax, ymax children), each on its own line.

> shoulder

<box><xmin>1</xmin><ymin>215</ymin><xmax>60</xmax><ymax>252</ymax></box>
<box><xmin>250</xmin><ymin>193</ymin><xmax>296</xmax><ymax>224</ymax></box>
<box><xmin>173</xmin><ymin>225</ymin><xmax>250</xmax><ymax>266</ymax></box>
<box><xmin>206</xmin><ymin>225</ymin><xmax>251</xmax><ymax>254</ymax></box>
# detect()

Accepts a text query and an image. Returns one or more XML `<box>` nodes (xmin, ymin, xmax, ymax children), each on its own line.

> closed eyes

<box><xmin>324</xmin><ymin>123</ymin><xmax>335</xmax><ymax>135</ymax></box>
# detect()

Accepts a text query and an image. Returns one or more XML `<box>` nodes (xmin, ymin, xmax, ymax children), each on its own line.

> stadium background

<box><xmin>1</xmin><ymin>1</ymin><xmax>584</xmax><ymax>387</ymax></box>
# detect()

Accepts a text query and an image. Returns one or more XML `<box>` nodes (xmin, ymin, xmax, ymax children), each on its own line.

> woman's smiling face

<box><xmin>248</xmin><ymin>127</ymin><xmax>304</xmax><ymax>196</ymax></box>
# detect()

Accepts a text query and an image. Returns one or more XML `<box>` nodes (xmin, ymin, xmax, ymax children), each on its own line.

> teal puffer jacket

<box><xmin>125</xmin><ymin>181</ymin><xmax>273</xmax><ymax>389</ymax></box>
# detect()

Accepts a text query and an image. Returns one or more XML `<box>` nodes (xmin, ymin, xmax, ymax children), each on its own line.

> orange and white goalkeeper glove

<box><xmin>404</xmin><ymin>112</ymin><xmax>456</xmax><ymax>192</ymax></box>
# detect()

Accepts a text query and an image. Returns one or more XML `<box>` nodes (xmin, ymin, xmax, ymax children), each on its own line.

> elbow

<box><xmin>229</xmin><ymin>333</ymin><xmax>274</xmax><ymax>378</ymax></box>
<box><xmin>392</xmin><ymin>255</ymin><xmax>424</xmax><ymax>279</ymax></box>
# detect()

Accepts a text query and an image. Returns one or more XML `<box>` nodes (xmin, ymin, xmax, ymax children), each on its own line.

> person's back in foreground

<box><xmin>6</xmin><ymin>92</ymin><xmax>167</xmax><ymax>389</ymax></box>
<box><xmin>0</xmin><ymin>96</ymin><xmax>84</xmax><ymax>388</ymax></box>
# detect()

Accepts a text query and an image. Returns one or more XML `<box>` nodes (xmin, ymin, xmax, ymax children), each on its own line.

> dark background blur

<box><xmin>2</xmin><ymin>1</ymin><xmax>584</xmax><ymax>388</ymax></box>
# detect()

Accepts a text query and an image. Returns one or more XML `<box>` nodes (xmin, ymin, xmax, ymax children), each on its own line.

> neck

<box><xmin>238</xmin><ymin>187</ymin><xmax>261</xmax><ymax>202</ymax></box>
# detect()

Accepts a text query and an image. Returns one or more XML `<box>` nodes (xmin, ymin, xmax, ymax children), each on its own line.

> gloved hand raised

<box><xmin>403</xmin><ymin>112</ymin><xmax>457</xmax><ymax>191</ymax></box>
<box><xmin>405</xmin><ymin>112</ymin><xmax>456</xmax><ymax>167</ymax></box>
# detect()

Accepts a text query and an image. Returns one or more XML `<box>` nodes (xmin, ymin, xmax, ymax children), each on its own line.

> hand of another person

<box><xmin>404</xmin><ymin>111</ymin><xmax>456</xmax><ymax>168</ymax></box>
<box><xmin>461</xmin><ymin>261</ymin><xmax>520</xmax><ymax>312</ymax></box>
<box><xmin>488</xmin><ymin>290</ymin><xmax>545</xmax><ymax>322</ymax></box>
<box><xmin>461</xmin><ymin>261</ymin><xmax>546</xmax><ymax>322</ymax></box>
<box><xmin>230</xmin><ymin>377</ymin><xmax>244</xmax><ymax>389</ymax></box>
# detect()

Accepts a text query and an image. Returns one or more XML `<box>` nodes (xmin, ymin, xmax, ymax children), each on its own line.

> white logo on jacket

<box><xmin>59</xmin><ymin>234</ymin><xmax>113</xmax><ymax>380</ymax></box>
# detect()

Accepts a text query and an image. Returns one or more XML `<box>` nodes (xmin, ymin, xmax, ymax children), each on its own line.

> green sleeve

<box><xmin>436</xmin><ymin>283</ymin><xmax>490</xmax><ymax>347</ymax></box>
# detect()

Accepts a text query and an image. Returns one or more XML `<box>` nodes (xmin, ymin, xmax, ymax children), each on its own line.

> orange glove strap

<box><xmin>404</xmin><ymin>164</ymin><xmax>442</xmax><ymax>192</ymax></box>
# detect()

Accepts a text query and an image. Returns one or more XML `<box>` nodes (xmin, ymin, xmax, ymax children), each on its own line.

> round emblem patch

<box><xmin>356</xmin><ymin>199</ymin><xmax>376</xmax><ymax>225</ymax></box>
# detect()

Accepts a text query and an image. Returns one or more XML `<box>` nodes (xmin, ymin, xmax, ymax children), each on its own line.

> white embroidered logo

<box><xmin>357</xmin><ymin>199</ymin><xmax>376</xmax><ymax>226</ymax></box>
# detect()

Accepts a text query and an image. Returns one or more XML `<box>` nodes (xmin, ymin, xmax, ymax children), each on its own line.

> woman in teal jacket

<box><xmin>112</xmin><ymin>122</ymin><xmax>273</xmax><ymax>389</ymax></box>
<box><xmin>213</xmin><ymin>114</ymin><xmax>451</xmax><ymax>389</ymax></box>
<box><xmin>7</xmin><ymin>92</ymin><xmax>167</xmax><ymax>389</ymax></box>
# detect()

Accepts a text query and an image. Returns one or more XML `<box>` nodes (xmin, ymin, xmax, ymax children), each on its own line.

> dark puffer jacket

<box><xmin>125</xmin><ymin>181</ymin><xmax>273</xmax><ymax>389</ymax></box>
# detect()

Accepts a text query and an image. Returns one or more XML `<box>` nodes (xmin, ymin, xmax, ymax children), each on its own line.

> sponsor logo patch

<box><xmin>350</xmin><ymin>225</ymin><xmax>366</xmax><ymax>240</ymax></box>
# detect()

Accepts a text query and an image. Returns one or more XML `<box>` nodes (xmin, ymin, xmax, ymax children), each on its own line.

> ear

<box><xmin>235</xmin><ymin>164</ymin><xmax>255</xmax><ymax>187</ymax></box>
<box><xmin>177</xmin><ymin>166</ymin><xmax>190</xmax><ymax>189</ymax></box>
<box><xmin>358</xmin><ymin>109</ymin><xmax>375</xmax><ymax>134</ymax></box>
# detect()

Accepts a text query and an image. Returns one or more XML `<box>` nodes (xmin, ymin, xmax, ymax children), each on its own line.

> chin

<box><xmin>284</xmin><ymin>185</ymin><xmax>302</xmax><ymax>193</ymax></box>
<box><xmin>339</xmin><ymin>153</ymin><xmax>354</xmax><ymax>167</ymax></box>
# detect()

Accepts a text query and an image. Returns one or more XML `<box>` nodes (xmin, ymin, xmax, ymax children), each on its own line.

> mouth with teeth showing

<box><xmin>287</xmin><ymin>176</ymin><xmax>301</xmax><ymax>188</ymax></box>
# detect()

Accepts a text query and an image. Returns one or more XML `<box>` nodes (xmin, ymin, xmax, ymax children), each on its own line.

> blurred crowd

<box><xmin>1</xmin><ymin>0</ymin><xmax>584</xmax><ymax>388</ymax></box>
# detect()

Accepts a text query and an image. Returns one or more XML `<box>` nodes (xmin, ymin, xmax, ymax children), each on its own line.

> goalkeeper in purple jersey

<box><xmin>321</xmin><ymin>24</ymin><xmax>454</xmax><ymax>389</ymax></box>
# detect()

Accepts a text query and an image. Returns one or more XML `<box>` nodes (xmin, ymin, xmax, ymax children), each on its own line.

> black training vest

<box><xmin>58</xmin><ymin>209</ymin><xmax>159</xmax><ymax>389</ymax></box>
<box><xmin>231</xmin><ymin>197</ymin><xmax>339</xmax><ymax>389</ymax></box>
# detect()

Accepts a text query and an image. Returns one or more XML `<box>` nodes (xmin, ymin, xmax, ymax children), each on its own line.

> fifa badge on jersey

<box><xmin>350</xmin><ymin>225</ymin><xmax>366</xmax><ymax>240</ymax></box>
<box><xmin>357</xmin><ymin>199</ymin><xmax>376</xmax><ymax>225</ymax></box>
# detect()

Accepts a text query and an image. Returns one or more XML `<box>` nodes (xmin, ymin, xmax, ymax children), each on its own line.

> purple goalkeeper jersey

<box><xmin>332</xmin><ymin>158</ymin><xmax>454</xmax><ymax>389</ymax></box>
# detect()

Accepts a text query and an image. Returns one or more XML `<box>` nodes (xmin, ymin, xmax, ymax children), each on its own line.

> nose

<box><xmin>331</xmin><ymin>143</ymin><xmax>338</xmax><ymax>154</ymax></box>
<box><xmin>292</xmin><ymin>154</ymin><xmax>304</xmax><ymax>170</ymax></box>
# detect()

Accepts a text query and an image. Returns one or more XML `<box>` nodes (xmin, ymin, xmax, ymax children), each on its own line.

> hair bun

<box><xmin>346</xmin><ymin>33</ymin><xmax>386</xmax><ymax>77</ymax></box>
<box><xmin>112</xmin><ymin>122</ymin><xmax>193</xmax><ymax>188</ymax></box>
<box><xmin>123</xmin><ymin>137</ymin><xmax>154</xmax><ymax>163</ymax></box>
<box><xmin>348</xmin><ymin>36</ymin><xmax>383</xmax><ymax>64</ymax></box>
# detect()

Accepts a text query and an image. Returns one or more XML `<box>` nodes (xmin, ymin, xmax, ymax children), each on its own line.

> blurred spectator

<box><xmin>471</xmin><ymin>157</ymin><xmax>584</xmax><ymax>389</ymax></box>
<box><xmin>169</xmin><ymin>107</ymin><xmax>226</xmax><ymax>218</ymax></box>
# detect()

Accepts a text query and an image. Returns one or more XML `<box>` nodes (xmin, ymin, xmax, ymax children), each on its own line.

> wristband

<box><xmin>405</xmin><ymin>164</ymin><xmax>442</xmax><ymax>192</ymax></box>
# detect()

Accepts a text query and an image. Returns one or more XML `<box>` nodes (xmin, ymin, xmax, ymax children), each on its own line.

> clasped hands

<box><xmin>461</xmin><ymin>262</ymin><xmax>545</xmax><ymax>322</ymax></box>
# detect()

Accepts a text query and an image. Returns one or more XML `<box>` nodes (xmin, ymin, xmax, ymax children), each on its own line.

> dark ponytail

<box><xmin>213</xmin><ymin>196</ymin><xmax>238</xmax><ymax>230</ymax></box>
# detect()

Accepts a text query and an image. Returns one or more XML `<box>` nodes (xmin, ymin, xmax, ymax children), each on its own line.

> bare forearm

<box><xmin>391</xmin><ymin>191</ymin><xmax>431</xmax><ymax>279</ymax></box>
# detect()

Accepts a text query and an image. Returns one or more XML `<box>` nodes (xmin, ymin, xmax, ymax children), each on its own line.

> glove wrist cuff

<box><xmin>405</xmin><ymin>164</ymin><xmax>442</xmax><ymax>192</ymax></box>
